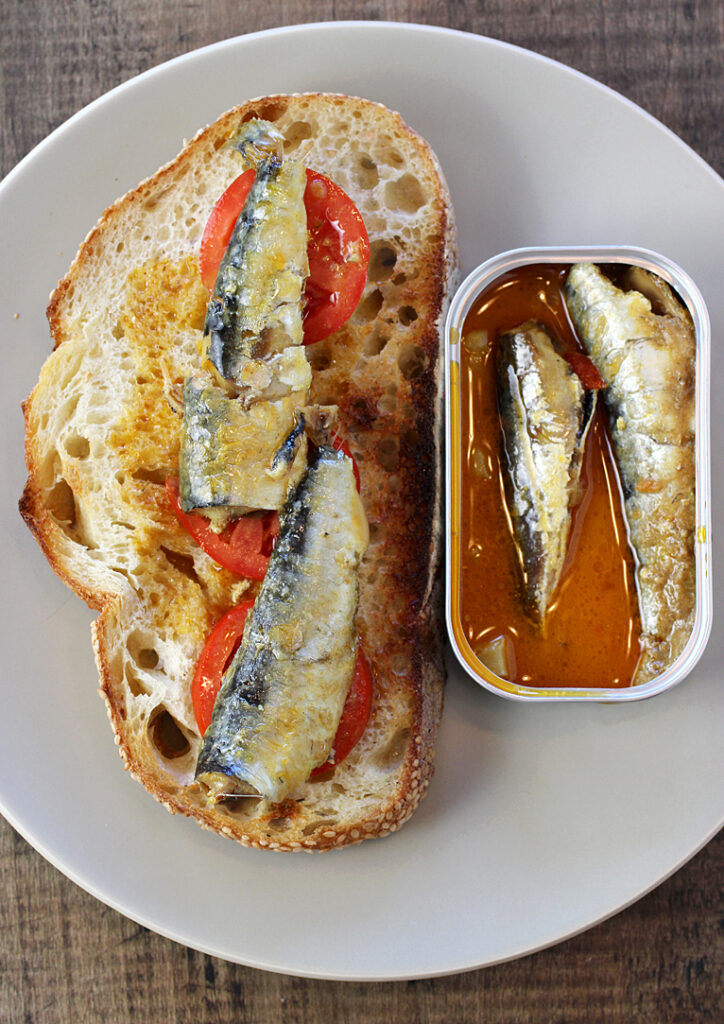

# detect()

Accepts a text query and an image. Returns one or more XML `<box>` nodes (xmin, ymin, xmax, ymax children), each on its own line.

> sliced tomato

<box><xmin>166</xmin><ymin>476</ymin><xmax>278</xmax><ymax>581</ymax></box>
<box><xmin>193</xmin><ymin>603</ymin><xmax>373</xmax><ymax>776</ymax></box>
<box><xmin>192</xmin><ymin>600</ymin><xmax>254</xmax><ymax>735</ymax></box>
<box><xmin>302</xmin><ymin>169</ymin><xmax>369</xmax><ymax>344</ymax></box>
<box><xmin>198</xmin><ymin>170</ymin><xmax>255</xmax><ymax>292</ymax></box>
<box><xmin>332</xmin><ymin>435</ymin><xmax>361</xmax><ymax>492</ymax></box>
<box><xmin>198</xmin><ymin>167</ymin><xmax>369</xmax><ymax>345</ymax></box>
<box><xmin>564</xmin><ymin>350</ymin><xmax>606</xmax><ymax>390</ymax></box>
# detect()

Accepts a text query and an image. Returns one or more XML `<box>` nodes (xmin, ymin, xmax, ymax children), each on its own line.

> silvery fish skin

<box><xmin>179</xmin><ymin>120</ymin><xmax>314</xmax><ymax>517</ymax></box>
<box><xmin>497</xmin><ymin>322</ymin><xmax>596</xmax><ymax>622</ymax></box>
<box><xmin>564</xmin><ymin>263</ymin><xmax>696</xmax><ymax>681</ymax></box>
<box><xmin>205</xmin><ymin>121</ymin><xmax>309</xmax><ymax>385</ymax></box>
<box><xmin>179</xmin><ymin>376</ymin><xmax>309</xmax><ymax>519</ymax></box>
<box><xmin>196</xmin><ymin>446</ymin><xmax>369</xmax><ymax>804</ymax></box>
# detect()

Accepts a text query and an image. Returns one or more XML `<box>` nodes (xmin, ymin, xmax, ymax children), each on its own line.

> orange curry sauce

<box><xmin>454</xmin><ymin>264</ymin><xmax>642</xmax><ymax>689</ymax></box>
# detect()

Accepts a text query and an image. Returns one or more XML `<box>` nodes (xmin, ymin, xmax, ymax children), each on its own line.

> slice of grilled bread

<box><xmin>20</xmin><ymin>93</ymin><xmax>458</xmax><ymax>851</ymax></box>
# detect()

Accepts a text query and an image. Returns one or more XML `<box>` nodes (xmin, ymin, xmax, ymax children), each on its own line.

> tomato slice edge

<box><xmin>192</xmin><ymin>600</ymin><xmax>255</xmax><ymax>736</ymax></box>
<box><xmin>165</xmin><ymin>477</ymin><xmax>275</xmax><ymax>581</ymax></box>
<box><xmin>310</xmin><ymin>646</ymin><xmax>373</xmax><ymax>776</ymax></box>
<box><xmin>198</xmin><ymin>167</ymin><xmax>369</xmax><ymax>345</ymax></box>
<box><xmin>564</xmin><ymin>350</ymin><xmax>606</xmax><ymax>390</ymax></box>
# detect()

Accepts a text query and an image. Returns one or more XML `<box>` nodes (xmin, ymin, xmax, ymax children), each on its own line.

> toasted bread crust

<box><xmin>21</xmin><ymin>94</ymin><xmax>458</xmax><ymax>851</ymax></box>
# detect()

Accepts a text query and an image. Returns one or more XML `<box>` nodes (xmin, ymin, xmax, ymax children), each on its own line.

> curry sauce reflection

<box><xmin>459</xmin><ymin>264</ymin><xmax>641</xmax><ymax>688</ymax></box>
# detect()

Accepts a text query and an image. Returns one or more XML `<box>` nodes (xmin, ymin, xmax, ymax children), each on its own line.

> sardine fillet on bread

<box><xmin>20</xmin><ymin>94</ymin><xmax>458</xmax><ymax>851</ymax></box>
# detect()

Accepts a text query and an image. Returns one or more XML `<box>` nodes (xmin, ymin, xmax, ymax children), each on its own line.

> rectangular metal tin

<box><xmin>445</xmin><ymin>245</ymin><xmax>712</xmax><ymax>702</ymax></box>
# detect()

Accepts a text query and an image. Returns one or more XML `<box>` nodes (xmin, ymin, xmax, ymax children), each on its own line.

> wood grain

<box><xmin>1</xmin><ymin>1</ymin><xmax>722</xmax><ymax>178</ymax></box>
<box><xmin>2</xmin><ymin>1</ymin><xmax>723</xmax><ymax>1020</ymax></box>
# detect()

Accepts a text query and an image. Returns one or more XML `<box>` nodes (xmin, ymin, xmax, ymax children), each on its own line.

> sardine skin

<box><xmin>564</xmin><ymin>263</ymin><xmax>696</xmax><ymax>681</ymax></box>
<box><xmin>206</xmin><ymin>156</ymin><xmax>309</xmax><ymax>383</ymax></box>
<box><xmin>496</xmin><ymin>322</ymin><xmax>596</xmax><ymax>622</ymax></box>
<box><xmin>195</xmin><ymin>446</ymin><xmax>369</xmax><ymax>803</ymax></box>
<box><xmin>179</xmin><ymin>376</ymin><xmax>309</xmax><ymax>516</ymax></box>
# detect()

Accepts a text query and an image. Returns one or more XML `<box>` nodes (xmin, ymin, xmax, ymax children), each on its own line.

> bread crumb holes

<box><xmin>368</xmin><ymin>241</ymin><xmax>397</xmax><ymax>283</ymax></box>
<box><xmin>364</xmin><ymin>327</ymin><xmax>390</xmax><ymax>357</ymax></box>
<box><xmin>123</xmin><ymin>664</ymin><xmax>148</xmax><ymax>699</ymax></box>
<box><xmin>377</xmin><ymin>393</ymin><xmax>397</xmax><ymax>415</ymax></box>
<box><xmin>160</xmin><ymin>546</ymin><xmax>200</xmax><ymax>586</ymax></box>
<box><xmin>353</xmin><ymin>153</ymin><xmax>379</xmax><ymax>190</ymax></box>
<box><xmin>307</xmin><ymin>346</ymin><xmax>331</xmax><ymax>371</ymax></box>
<box><xmin>127</xmin><ymin>632</ymin><xmax>159</xmax><ymax>670</ymax></box>
<box><xmin>354</xmin><ymin>288</ymin><xmax>384</xmax><ymax>322</ymax></box>
<box><xmin>377</xmin><ymin>437</ymin><xmax>399</xmax><ymax>472</ymax></box>
<box><xmin>374</xmin><ymin>727</ymin><xmax>411</xmax><ymax>769</ymax></box>
<box><xmin>149</xmin><ymin>708</ymin><xmax>190</xmax><ymax>760</ymax></box>
<box><xmin>398</xmin><ymin>343</ymin><xmax>428</xmax><ymax>379</ymax></box>
<box><xmin>385</xmin><ymin>173</ymin><xmax>426</xmax><ymax>213</ymax></box>
<box><xmin>64</xmin><ymin>433</ymin><xmax>90</xmax><ymax>459</ymax></box>
<box><xmin>284</xmin><ymin>120</ymin><xmax>313</xmax><ymax>151</ymax></box>
<box><xmin>399</xmin><ymin>305</ymin><xmax>418</xmax><ymax>326</ymax></box>
<box><xmin>46</xmin><ymin>478</ymin><xmax>76</xmax><ymax>527</ymax></box>
<box><xmin>368</xmin><ymin>522</ymin><xmax>386</xmax><ymax>545</ymax></box>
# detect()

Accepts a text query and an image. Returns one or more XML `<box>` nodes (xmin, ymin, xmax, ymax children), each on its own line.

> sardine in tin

<box><xmin>445</xmin><ymin>246</ymin><xmax>712</xmax><ymax>702</ymax></box>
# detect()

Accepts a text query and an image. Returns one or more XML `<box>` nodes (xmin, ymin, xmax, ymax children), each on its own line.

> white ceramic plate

<box><xmin>1</xmin><ymin>23</ymin><xmax>722</xmax><ymax>981</ymax></box>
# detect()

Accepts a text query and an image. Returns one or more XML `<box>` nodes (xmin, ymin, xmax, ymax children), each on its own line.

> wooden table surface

<box><xmin>2</xmin><ymin>2</ymin><xmax>722</xmax><ymax>1020</ymax></box>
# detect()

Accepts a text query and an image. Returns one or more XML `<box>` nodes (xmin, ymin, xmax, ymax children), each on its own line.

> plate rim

<box><xmin>2</xmin><ymin>20</ymin><xmax>723</xmax><ymax>981</ymax></box>
<box><xmin>3</xmin><ymin>21</ymin><xmax>722</xmax><ymax>196</ymax></box>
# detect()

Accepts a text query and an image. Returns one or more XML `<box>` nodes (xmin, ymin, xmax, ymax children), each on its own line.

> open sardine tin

<box><xmin>445</xmin><ymin>246</ymin><xmax>712</xmax><ymax>702</ymax></box>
